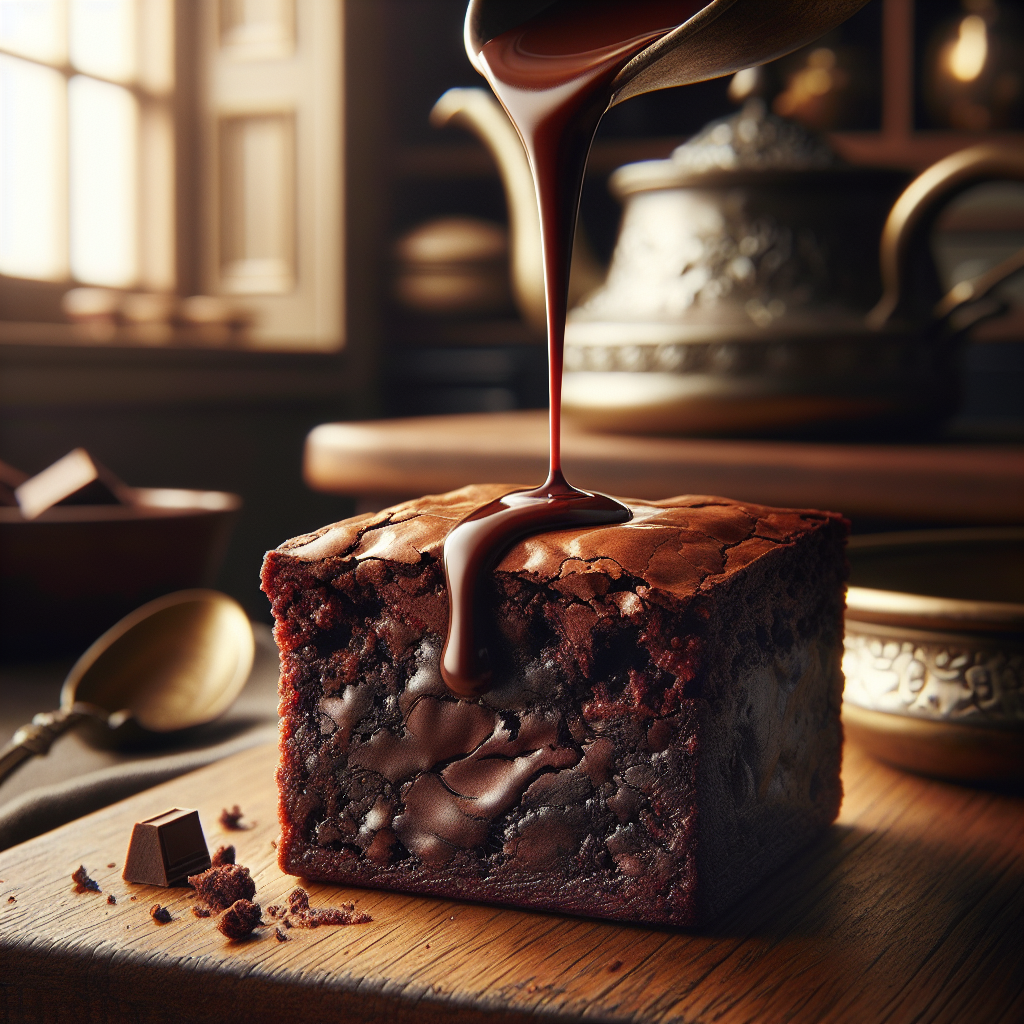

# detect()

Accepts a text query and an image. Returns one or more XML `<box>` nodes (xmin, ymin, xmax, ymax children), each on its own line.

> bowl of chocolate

<box><xmin>0</xmin><ymin>449</ymin><xmax>241</xmax><ymax>658</ymax></box>
<box><xmin>843</xmin><ymin>528</ymin><xmax>1024</xmax><ymax>784</ymax></box>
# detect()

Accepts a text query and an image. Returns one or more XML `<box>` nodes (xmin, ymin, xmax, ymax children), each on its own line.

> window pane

<box><xmin>0</xmin><ymin>0</ymin><xmax>65</xmax><ymax>64</ymax></box>
<box><xmin>0</xmin><ymin>54</ymin><xmax>66</xmax><ymax>280</ymax></box>
<box><xmin>69</xmin><ymin>74</ymin><xmax>137</xmax><ymax>286</ymax></box>
<box><xmin>219</xmin><ymin>114</ymin><xmax>294</xmax><ymax>294</ymax></box>
<box><xmin>69</xmin><ymin>0</ymin><xmax>135</xmax><ymax>82</ymax></box>
<box><xmin>140</xmin><ymin>102</ymin><xmax>173</xmax><ymax>290</ymax></box>
<box><xmin>220</xmin><ymin>0</ymin><xmax>295</xmax><ymax>61</ymax></box>
<box><xmin>138</xmin><ymin>0</ymin><xmax>173</xmax><ymax>94</ymax></box>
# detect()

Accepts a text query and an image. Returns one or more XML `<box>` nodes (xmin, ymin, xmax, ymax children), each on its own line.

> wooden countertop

<box><xmin>1</xmin><ymin>740</ymin><xmax>1020</xmax><ymax>1023</ymax></box>
<box><xmin>304</xmin><ymin>411</ymin><xmax>1024</xmax><ymax>525</ymax></box>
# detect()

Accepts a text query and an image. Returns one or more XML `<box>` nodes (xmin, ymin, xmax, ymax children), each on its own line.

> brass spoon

<box><xmin>0</xmin><ymin>589</ymin><xmax>255</xmax><ymax>786</ymax></box>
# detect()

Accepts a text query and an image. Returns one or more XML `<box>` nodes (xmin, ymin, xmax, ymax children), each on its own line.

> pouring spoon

<box><xmin>465</xmin><ymin>0</ymin><xmax>872</xmax><ymax>106</ymax></box>
<box><xmin>0</xmin><ymin>589</ymin><xmax>255</xmax><ymax>787</ymax></box>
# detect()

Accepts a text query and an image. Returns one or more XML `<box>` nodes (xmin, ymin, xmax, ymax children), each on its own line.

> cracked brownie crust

<box><xmin>262</xmin><ymin>484</ymin><xmax>847</xmax><ymax>926</ymax></box>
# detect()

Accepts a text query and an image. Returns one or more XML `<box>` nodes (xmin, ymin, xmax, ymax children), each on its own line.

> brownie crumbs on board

<box><xmin>188</xmin><ymin>864</ymin><xmax>256</xmax><ymax>912</ymax></box>
<box><xmin>192</xmin><ymin>905</ymin><xmax>212</xmax><ymax>918</ymax></box>
<box><xmin>210</xmin><ymin>845</ymin><xmax>236</xmax><ymax>867</ymax></box>
<box><xmin>150</xmin><ymin>905</ymin><xmax>172</xmax><ymax>924</ymax></box>
<box><xmin>217</xmin><ymin>899</ymin><xmax>263</xmax><ymax>939</ymax></box>
<box><xmin>71</xmin><ymin>866</ymin><xmax>100</xmax><ymax>893</ymax></box>
<box><xmin>265</xmin><ymin>887</ymin><xmax>372</xmax><ymax>929</ymax></box>
<box><xmin>7</xmin><ymin>895</ymin><xmax>15</xmax><ymax>903</ymax></box>
<box><xmin>275</xmin><ymin>927</ymin><xmax>289</xmax><ymax>942</ymax></box>
<box><xmin>107</xmin><ymin>894</ymin><xmax>116</xmax><ymax>905</ymax></box>
<box><xmin>219</xmin><ymin>805</ymin><xmax>248</xmax><ymax>831</ymax></box>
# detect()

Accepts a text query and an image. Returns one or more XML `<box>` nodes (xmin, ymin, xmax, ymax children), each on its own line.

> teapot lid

<box><xmin>611</xmin><ymin>99</ymin><xmax>840</xmax><ymax>197</ymax></box>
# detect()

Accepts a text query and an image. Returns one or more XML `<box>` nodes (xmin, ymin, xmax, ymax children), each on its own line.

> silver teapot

<box><xmin>434</xmin><ymin>90</ymin><xmax>1024</xmax><ymax>435</ymax></box>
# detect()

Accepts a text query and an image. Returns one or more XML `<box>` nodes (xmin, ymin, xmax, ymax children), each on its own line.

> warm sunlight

<box><xmin>949</xmin><ymin>13</ymin><xmax>988</xmax><ymax>83</ymax></box>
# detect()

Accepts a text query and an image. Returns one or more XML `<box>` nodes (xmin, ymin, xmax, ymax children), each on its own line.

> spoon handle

<box><xmin>0</xmin><ymin>709</ymin><xmax>87</xmax><ymax>787</ymax></box>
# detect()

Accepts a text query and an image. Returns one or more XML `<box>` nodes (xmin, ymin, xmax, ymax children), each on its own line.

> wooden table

<box><xmin>2</xmin><ymin>740</ymin><xmax>1020</xmax><ymax>1023</ymax></box>
<box><xmin>304</xmin><ymin>411</ymin><xmax>1024</xmax><ymax>525</ymax></box>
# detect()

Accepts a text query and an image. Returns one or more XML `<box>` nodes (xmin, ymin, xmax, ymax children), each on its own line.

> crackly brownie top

<box><xmin>273</xmin><ymin>484</ymin><xmax>841</xmax><ymax>600</ymax></box>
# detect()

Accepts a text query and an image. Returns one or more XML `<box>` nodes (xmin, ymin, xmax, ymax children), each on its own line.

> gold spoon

<box><xmin>0</xmin><ymin>589</ymin><xmax>255</xmax><ymax>786</ymax></box>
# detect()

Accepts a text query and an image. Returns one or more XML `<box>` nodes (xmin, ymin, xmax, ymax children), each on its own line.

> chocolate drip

<box><xmin>441</xmin><ymin>473</ymin><xmax>629</xmax><ymax>697</ymax></box>
<box><xmin>441</xmin><ymin>1</ymin><xmax>706</xmax><ymax>697</ymax></box>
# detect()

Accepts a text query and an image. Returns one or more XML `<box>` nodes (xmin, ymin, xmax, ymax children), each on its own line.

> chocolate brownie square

<box><xmin>262</xmin><ymin>485</ymin><xmax>847</xmax><ymax>926</ymax></box>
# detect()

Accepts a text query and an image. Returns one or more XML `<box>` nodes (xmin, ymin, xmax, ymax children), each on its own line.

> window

<box><xmin>200</xmin><ymin>0</ymin><xmax>342</xmax><ymax>348</ymax></box>
<box><xmin>0</xmin><ymin>0</ymin><xmax>174</xmax><ymax>289</ymax></box>
<box><xmin>0</xmin><ymin>0</ymin><xmax>344</xmax><ymax>350</ymax></box>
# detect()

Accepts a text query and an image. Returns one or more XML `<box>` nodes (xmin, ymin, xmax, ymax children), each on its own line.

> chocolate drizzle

<box><xmin>440</xmin><ymin>1</ymin><xmax>707</xmax><ymax>697</ymax></box>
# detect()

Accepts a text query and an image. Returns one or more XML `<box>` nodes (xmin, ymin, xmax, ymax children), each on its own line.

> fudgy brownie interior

<box><xmin>262</xmin><ymin>485</ymin><xmax>847</xmax><ymax>926</ymax></box>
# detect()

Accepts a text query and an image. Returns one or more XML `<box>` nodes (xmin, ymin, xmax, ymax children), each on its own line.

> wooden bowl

<box><xmin>0</xmin><ymin>488</ymin><xmax>241</xmax><ymax>659</ymax></box>
<box><xmin>843</xmin><ymin>528</ymin><xmax>1024</xmax><ymax>784</ymax></box>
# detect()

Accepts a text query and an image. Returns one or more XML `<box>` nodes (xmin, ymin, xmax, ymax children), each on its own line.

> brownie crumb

<box><xmin>71</xmin><ymin>865</ymin><xmax>100</xmax><ymax>893</ymax></box>
<box><xmin>130</xmin><ymin>896</ymin><xmax>137</xmax><ymax>901</ymax></box>
<box><xmin>150</xmin><ymin>904</ymin><xmax>172</xmax><ymax>924</ymax></box>
<box><xmin>607</xmin><ymin>959</ymin><xmax>624</xmax><ymax>973</ymax></box>
<box><xmin>188</xmin><ymin>863</ymin><xmax>256</xmax><ymax>912</ymax></box>
<box><xmin>210</xmin><ymin>845</ymin><xmax>236</xmax><ymax>867</ymax></box>
<box><xmin>302</xmin><ymin>906</ymin><xmax>372</xmax><ymax>928</ymax></box>
<box><xmin>217</xmin><ymin>899</ymin><xmax>262</xmax><ymax>939</ymax></box>
<box><xmin>192</xmin><ymin>905</ymin><xmax>212</xmax><ymax>918</ymax></box>
<box><xmin>275</xmin><ymin>927</ymin><xmax>289</xmax><ymax>942</ymax></box>
<box><xmin>266</xmin><ymin>887</ymin><xmax>371</xmax><ymax>929</ymax></box>
<box><xmin>287</xmin><ymin>887</ymin><xmax>310</xmax><ymax>914</ymax></box>
<box><xmin>219</xmin><ymin>805</ymin><xmax>248</xmax><ymax>831</ymax></box>
<box><xmin>7</xmin><ymin>895</ymin><xmax>15</xmax><ymax>903</ymax></box>
<box><xmin>106</xmin><ymin>862</ymin><xmax>116</xmax><ymax>869</ymax></box>
<box><xmin>107</xmin><ymin>894</ymin><xmax>116</xmax><ymax>905</ymax></box>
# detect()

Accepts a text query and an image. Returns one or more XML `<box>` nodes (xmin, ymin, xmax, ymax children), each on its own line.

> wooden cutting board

<box><xmin>1</xmin><ymin>740</ymin><xmax>1020</xmax><ymax>1024</ymax></box>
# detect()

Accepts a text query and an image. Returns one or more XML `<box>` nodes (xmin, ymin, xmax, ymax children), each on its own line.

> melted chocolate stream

<box><xmin>441</xmin><ymin>0</ymin><xmax>707</xmax><ymax>698</ymax></box>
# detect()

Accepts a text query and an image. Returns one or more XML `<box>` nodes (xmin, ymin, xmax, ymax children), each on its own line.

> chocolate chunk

<box><xmin>188</xmin><ymin>864</ymin><xmax>256</xmax><ymax>912</ymax></box>
<box><xmin>14</xmin><ymin>448</ymin><xmax>132</xmax><ymax>520</ymax></box>
<box><xmin>122</xmin><ymin>808</ymin><xmax>211</xmax><ymax>887</ymax></box>
<box><xmin>150</xmin><ymin>904</ymin><xmax>172</xmax><ymax>923</ymax></box>
<box><xmin>210</xmin><ymin>845</ymin><xmax>236</xmax><ymax>867</ymax></box>
<box><xmin>218</xmin><ymin>806</ymin><xmax>248</xmax><ymax>831</ymax></box>
<box><xmin>71</xmin><ymin>865</ymin><xmax>100</xmax><ymax>893</ymax></box>
<box><xmin>217</xmin><ymin>899</ymin><xmax>263</xmax><ymax>939</ymax></box>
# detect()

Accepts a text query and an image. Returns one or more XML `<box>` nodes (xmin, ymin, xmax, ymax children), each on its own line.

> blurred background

<box><xmin>0</xmin><ymin>0</ymin><xmax>1021</xmax><ymax>625</ymax></box>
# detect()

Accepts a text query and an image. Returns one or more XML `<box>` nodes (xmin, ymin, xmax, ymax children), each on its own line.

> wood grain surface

<box><xmin>1</xmin><ymin>740</ymin><xmax>1021</xmax><ymax>1024</ymax></box>
<box><xmin>303</xmin><ymin>411</ymin><xmax>1024</xmax><ymax>525</ymax></box>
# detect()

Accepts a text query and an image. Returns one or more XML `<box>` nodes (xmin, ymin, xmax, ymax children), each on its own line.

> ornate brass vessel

<box><xmin>843</xmin><ymin>528</ymin><xmax>1023</xmax><ymax>784</ymax></box>
<box><xmin>564</xmin><ymin>111</ymin><xmax>1024</xmax><ymax>435</ymax></box>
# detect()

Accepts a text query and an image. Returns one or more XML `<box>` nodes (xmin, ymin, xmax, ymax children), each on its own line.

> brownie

<box><xmin>261</xmin><ymin>484</ymin><xmax>847</xmax><ymax>927</ymax></box>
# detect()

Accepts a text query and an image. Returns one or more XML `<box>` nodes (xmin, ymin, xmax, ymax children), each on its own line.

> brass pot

<box><xmin>843</xmin><ymin>528</ymin><xmax>1023</xmax><ymax>784</ymax></box>
<box><xmin>564</xmin><ymin>108</ymin><xmax>1024</xmax><ymax>435</ymax></box>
